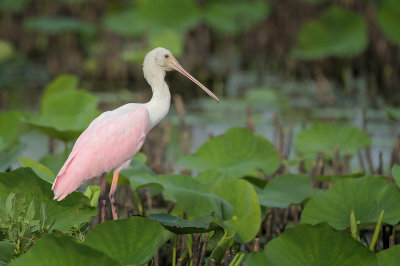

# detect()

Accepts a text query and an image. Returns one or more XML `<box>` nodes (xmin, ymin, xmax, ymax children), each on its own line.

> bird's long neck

<box><xmin>144</xmin><ymin>68</ymin><xmax>171</xmax><ymax>131</ymax></box>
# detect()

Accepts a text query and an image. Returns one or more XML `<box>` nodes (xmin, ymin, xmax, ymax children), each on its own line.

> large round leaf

<box><xmin>85</xmin><ymin>217</ymin><xmax>171</xmax><ymax>265</ymax></box>
<box><xmin>203</xmin><ymin>1</ymin><xmax>269</xmax><ymax>35</ymax></box>
<box><xmin>392</xmin><ymin>164</ymin><xmax>400</xmax><ymax>188</ymax></box>
<box><xmin>104</xmin><ymin>0</ymin><xmax>200</xmax><ymax>37</ymax></box>
<box><xmin>211</xmin><ymin>179</ymin><xmax>261</xmax><ymax>243</ymax></box>
<box><xmin>295</xmin><ymin>123</ymin><xmax>370</xmax><ymax>157</ymax></box>
<box><xmin>245</xmin><ymin>252</ymin><xmax>272</xmax><ymax>266</ymax></box>
<box><xmin>264</xmin><ymin>223</ymin><xmax>377</xmax><ymax>265</ymax></box>
<box><xmin>0</xmin><ymin>168</ymin><xmax>96</xmax><ymax>231</ymax></box>
<box><xmin>9</xmin><ymin>235</ymin><xmax>118</xmax><ymax>266</ymax></box>
<box><xmin>145</xmin><ymin>174</ymin><xmax>234</xmax><ymax>220</ymax></box>
<box><xmin>377</xmin><ymin>0</ymin><xmax>400</xmax><ymax>46</ymax></box>
<box><xmin>18</xmin><ymin>157</ymin><xmax>55</xmax><ymax>183</ymax></box>
<box><xmin>377</xmin><ymin>245</ymin><xmax>400</xmax><ymax>266</ymax></box>
<box><xmin>257</xmin><ymin>174</ymin><xmax>319</xmax><ymax>208</ymax></box>
<box><xmin>0</xmin><ymin>110</ymin><xmax>25</xmax><ymax>152</ymax></box>
<box><xmin>292</xmin><ymin>6</ymin><xmax>367</xmax><ymax>59</ymax></box>
<box><xmin>0</xmin><ymin>241</ymin><xmax>14</xmax><ymax>265</ymax></box>
<box><xmin>41</xmin><ymin>74</ymin><xmax>79</xmax><ymax>104</ymax></box>
<box><xmin>179</xmin><ymin>128</ymin><xmax>280</xmax><ymax>178</ymax></box>
<box><xmin>301</xmin><ymin>176</ymin><xmax>400</xmax><ymax>230</ymax></box>
<box><xmin>25</xmin><ymin>89</ymin><xmax>100</xmax><ymax>141</ymax></box>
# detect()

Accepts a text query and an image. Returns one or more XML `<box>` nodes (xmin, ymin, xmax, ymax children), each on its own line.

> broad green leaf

<box><xmin>0</xmin><ymin>110</ymin><xmax>25</xmax><ymax>152</ymax></box>
<box><xmin>377</xmin><ymin>245</ymin><xmax>400</xmax><ymax>266</ymax></box>
<box><xmin>211</xmin><ymin>179</ymin><xmax>261</xmax><ymax>243</ymax></box>
<box><xmin>203</xmin><ymin>1</ymin><xmax>269</xmax><ymax>35</ymax></box>
<box><xmin>292</xmin><ymin>6</ymin><xmax>367</xmax><ymax>59</ymax></box>
<box><xmin>0</xmin><ymin>40</ymin><xmax>14</xmax><ymax>63</ymax></box>
<box><xmin>25</xmin><ymin>89</ymin><xmax>100</xmax><ymax>141</ymax></box>
<box><xmin>0</xmin><ymin>168</ymin><xmax>96</xmax><ymax>231</ymax></box>
<box><xmin>23</xmin><ymin>16</ymin><xmax>96</xmax><ymax>36</ymax></box>
<box><xmin>179</xmin><ymin>128</ymin><xmax>280</xmax><ymax>178</ymax></box>
<box><xmin>9</xmin><ymin>234</ymin><xmax>118</xmax><ymax>266</ymax></box>
<box><xmin>257</xmin><ymin>174</ymin><xmax>318</xmax><ymax>208</ymax></box>
<box><xmin>0</xmin><ymin>143</ymin><xmax>25</xmax><ymax>172</ymax></box>
<box><xmin>245</xmin><ymin>252</ymin><xmax>272</xmax><ymax>266</ymax></box>
<box><xmin>148</xmin><ymin>213</ymin><xmax>219</xmax><ymax>234</ymax></box>
<box><xmin>41</xmin><ymin>74</ymin><xmax>78</xmax><ymax>104</ymax></box>
<box><xmin>104</xmin><ymin>0</ymin><xmax>200</xmax><ymax>37</ymax></box>
<box><xmin>302</xmin><ymin>176</ymin><xmax>400</xmax><ymax>230</ymax></box>
<box><xmin>295</xmin><ymin>123</ymin><xmax>370</xmax><ymax>158</ymax></box>
<box><xmin>149</xmin><ymin>30</ymin><xmax>183</xmax><ymax>57</ymax></box>
<box><xmin>264</xmin><ymin>223</ymin><xmax>377</xmax><ymax>266</ymax></box>
<box><xmin>122</xmin><ymin>172</ymin><xmax>233</xmax><ymax>219</ymax></box>
<box><xmin>85</xmin><ymin>217</ymin><xmax>172</xmax><ymax>265</ymax></box>
<box><xmin>0</xmin><ymin>241</ymin><xmax>14</xmax><ymax>265</ymax></box>
<box><xmin>18</xmin><ymin>157</ymin><xmax>55</xmax><ymax>183</ymax></box>
<box><xmin>40</xmin><ymin>152</ymin><xmax>67</xmax><ymax>175</ymax></box>
<box><xmin>392</xmin><ymin>164</ymin><xmax>400</xmax><ymax>187</ymax></box>
<box><xmin>153</xmin><ymin>175</ymin><xmax>234</xmax><ymax>220</ymax></box>
<box><xmin>377</xmin><ymin>0</ymin><xmax>400</xmax><ymax>45</ymax></box>
<box><xmin>315</xmin><ymin>172</ymin><xmax>364</xmax><ymax>183</ymax></box>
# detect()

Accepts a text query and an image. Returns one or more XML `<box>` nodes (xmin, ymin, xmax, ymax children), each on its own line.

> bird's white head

<box><xmin>143</xmin><ymin>47</ymin><xmax>219</xmax><ymax>102</ymax></box>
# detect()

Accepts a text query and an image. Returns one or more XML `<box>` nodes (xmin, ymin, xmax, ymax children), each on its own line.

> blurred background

<box><xmin>0</xmin><ymin>0</ymin><xmax>399</xmax><ymax>174</ymax></box>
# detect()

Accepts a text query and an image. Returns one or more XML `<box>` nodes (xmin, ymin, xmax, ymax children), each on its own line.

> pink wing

<box><xmin>52</xmin><ymin>106</ymin><xmax>149</xmax><ymax>200</ymax></box>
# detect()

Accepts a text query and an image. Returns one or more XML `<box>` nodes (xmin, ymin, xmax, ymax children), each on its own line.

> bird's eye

<box><xmin>164</xmin><ymin>54</ymin><xmax>169</xmax><ymax>58</ymax></box>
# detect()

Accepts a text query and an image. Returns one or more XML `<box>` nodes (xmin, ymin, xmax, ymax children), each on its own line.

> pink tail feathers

<box><xmin>52</xmin><ymin>175</ymin><xmax>73</xmax><ymax>201</ymax></box>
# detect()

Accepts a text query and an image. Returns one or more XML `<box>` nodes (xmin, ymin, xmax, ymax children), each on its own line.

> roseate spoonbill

<box><xmin>52</xmin><ymin>47</ymin><xmax>219</xmax><ymax>221</ymax></box>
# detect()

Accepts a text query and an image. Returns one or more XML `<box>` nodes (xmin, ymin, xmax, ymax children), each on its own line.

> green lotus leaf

<box><xmin>104</xmin><ymin>0</ymin><xmax>200</xmax><ymax>37</ymax></box>
<box><xmin>9</xmin><ymin>234</ymin><xmax>118</xmax><ymax>266</ymax></box>
<box><xmin>302</xmin><ymin>176</ymin><xmax>400</xmax><ymax>230</ymax></box>
<box><xmin>392</xmin><ymin>164</ymin><xmax>400</xmax><ymax>188</ymax></box>
<box><xmin>18</xmin><ymin>157</ymin><xmax>55</xmax><ymax>183</ymax></box>
<box><xmin>0</xmin><ymin>168</ymin><xmax>96</xmax><ymax>231</ymax></box>
<box><xmin>292</xmin><ymin>6</ymin><xmax>367</xmax><ymax>59</ymax></box>
<box><xmin>257</xmin><ymin>174</ymin><xmax>319</xmax><ymax>208</ymax></box>
<box><xmin>24</xmin><ymin>84</ymin><xmax>100</xmax><ymax>141</ymax></box>
<box><xmin>295</xmin><ymin>123</ymin><xmax>370</xmax><ymax>158</ymax></box>
<box><xmin>211</xmin><ymin>179</ymin><xmax>261</xmax><ymax>243</ymax></box>
<box><xmin>0</xmin><ymin>241</ymin><xmax>14</xmax><ymax>265</ymax></box>
<box><xmin>264</xmin><ymin>223</ymin><xmax>377</xmax><ymax>266</ymax></box>
<box><xmin>377</xmin><ymin>245</ymin><xmax>400</xmax><ymax>266</ymax></box>
<box><xmin>203</xmin><ymin>1</ymin><xmax>269</xmax><ymax>35</ymax></box>
<box><xmin>245</xmin><ymin>252</ymin><xmax>272</xmax><ymax>266</ymax></box>
<box><xmin>377</xmin><ymin>0</ymin><xmax>400</xmax><ymax>45</ymax></box>
<box><xmin>84</xmin><ymin>217</ymin><xmax>172</xmax><ymax>265</ymax></box>
<box><xmin>179</xmin><ymin>128</ymin><xmax>280</xmax><ymax>178</ymax></box>
<box><xmin>0</xmin><ymin>110</ymin><xmax>26</xmax><ymax>152</ymax></box>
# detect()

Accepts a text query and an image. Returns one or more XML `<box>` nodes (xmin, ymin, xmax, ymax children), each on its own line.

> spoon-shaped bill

<box><xmin>169</xmin><ymin>59</ymin><xmax>220</xmax><ymax>102</ymax></box>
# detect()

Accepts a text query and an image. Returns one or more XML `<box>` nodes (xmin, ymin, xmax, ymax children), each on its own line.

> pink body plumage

<box><xmin>52</xmin><ymin>106</ymin><xmax>149</xmax><ymax>200</ymax></box>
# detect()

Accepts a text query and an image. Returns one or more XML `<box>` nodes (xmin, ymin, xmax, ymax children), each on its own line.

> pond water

<box><xmin>16</xmin><ymin>70</ymin><xmax>399</xmax><ymax>174</ymax></box>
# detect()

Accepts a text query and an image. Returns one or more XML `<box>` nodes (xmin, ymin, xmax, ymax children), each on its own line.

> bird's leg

<box><xmin>109</xmin><ymin>171</ymin><xmax>120</xmax><ymax>220</ymax></box>
<box><xmin>99</xmin><ymin>173</ymin><xmax>107</xmax><ymax>223</ymax></box>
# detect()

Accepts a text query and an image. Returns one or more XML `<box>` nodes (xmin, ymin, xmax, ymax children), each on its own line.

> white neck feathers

<box><xmin>143</xmin><ymin>54</ymin><xmax>171</xmax><ymax>130</ymax></box>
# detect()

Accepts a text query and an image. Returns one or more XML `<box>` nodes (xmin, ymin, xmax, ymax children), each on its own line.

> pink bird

<box><xmin>52</xmin><ymin>47</ymin><xmax>219</xmax><ymax>220</ymax></box>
